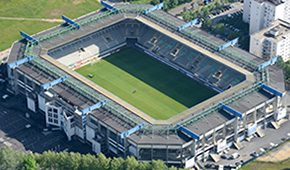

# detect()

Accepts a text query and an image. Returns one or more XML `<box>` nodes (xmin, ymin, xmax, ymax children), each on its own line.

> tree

<box><xmin>151</xmin><ymin>160</ymin><xmax>167</xmax><ymax>170</ymax></box>
<box><xmin>172</xmin><ymin>0</ymin><xmax>179</xmax><ymax>7</ymax></box>
<box><xmin>228</xmin><ymin>31</ymin><xmax>241</xmax><ymax>40</ymax></box>
<box><xmin>123</xmin><ymin>156</ymin><xmax>139</xmax><ymax>170</ymax></box>
<box><xmin>168</xmin><ymin>166</ymin><xmax>178</xmax><ymax>170</ymax></box>
<box><xmin>215</xmin><ymin>0</ymin><xmax>221</xmax><ymax>8</ymax></box>
<box><xmin>137</xmin><ymin>161</ymin><xmax>151</xmax><ymax>170</ymax></box>
<box><xmin>0</xmin><ymin>147</ymin><xmax>22</xmax><ymax>170</ymax></box>
<box><xmin>191</xmin><ymin>2</ymin><xmax>195</xmax><ymax>9</ymax></box>
<box><xmin>213</xmin><ymin>23</ymin><xmax>225</xmax><ymax>35</ymax></box>
<box><xmin>202</xmin><ymin>18</ymin><xmax>213</xmax><ymax>29</ymax></box>
<box><xmin>150</xmin><ymin>0</ymin><xmax>160</xmax><ymax>5</ymax></box>
<box><xmin>110</xmin><ymin>157</ymin><xmax>125</xmax><ymax>170</ymax></box>
<box><xmin>95</xmin><ymin>153</ymin><xmax>111</xmax><ymax>170</ymax></box>
<box><xmin>198</xmin><ymin>0</ymin><xmax>203</xmax><ymax>5</ymax></box>
<box><xmin>183</xmin><ymin>7</ymin><xmax>187</xmax><ymax>12</ymax></box>
<box><xmin>23</xmin><ymin>156</ymin><xmax>39</xmax><ymax>170</ymax></box>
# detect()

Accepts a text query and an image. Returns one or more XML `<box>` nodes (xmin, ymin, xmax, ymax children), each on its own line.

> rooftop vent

<box><xmin>269</xmin><ymin>28</ymin><xmax>279</xmax><ymax>37</ymax></box>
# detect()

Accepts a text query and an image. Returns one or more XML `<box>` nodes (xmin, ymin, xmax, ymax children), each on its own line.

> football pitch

<box><xmin>76</xmin><ymin>47</ymin><xmax>217</xmax><ymax>120</ymax></box>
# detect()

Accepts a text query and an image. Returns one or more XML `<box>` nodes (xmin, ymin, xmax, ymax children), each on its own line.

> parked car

<box><xmin>251</xmin><ymin>152</ymin><xmax>259</xmax><ymax>157</ymax></box>
<box><xmin>231</xmin><ymin>153</ymin><xmax>240</xmax><ymax>159</ymax></box>
<box><xmin>221</xmin><ymin>154</ymin><xmax>228</xmax><ymax>159</ymax></box>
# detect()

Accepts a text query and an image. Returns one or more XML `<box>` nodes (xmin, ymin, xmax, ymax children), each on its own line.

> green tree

<box><xmin>110</xmin><ymin>157</ymin><xmax>125</xmax><ymax>170</ymax></box>
<box><xmin>23</xmin><ymin>156</ymin><xmax>39</xmax><ymax>170</ymax></box>
<box><xmin>168</xmin><ymin>166</ymin><xmax>178</xmax><ymax>170</ymax></box>
<box><xmin>191</xmin><ymin>2</ymin><xmax>195</xmax><ymax>9</ymax></box>
<box><xmin>123</xmin><ymin>156</ymin><xmax>139</xmax><ymax>170</ymax></box>
<box><xmin>198</xmin><ymin>0</ymin><xmax>203</xmax><ymax>5</ymax></box>
<box><xmin>182</xmin><ymin>12</ymin><xmax>192</xmax><ymax>22</ymax></box>
<box><xmin>95</xmin><ymin>153</ymin><xmax>111</xmax><ymax>170</ymax></box>
<box><xmin>137</xmin><ymin>161</ymin><xmax>151</xmax><ymax>170</ymax></box>
<box><xmin>150</xmin><ymin>0</ymin><xmax>160</xmax><ymax>5</ymax></box>
<box><xmin>215</xmin><ymin>0</ymin><xmax>221</xmax><ymax>8</ymax></box>
<box><xmin>202</xmin><ymin>18</ymin><xmax>213</xmax><ymax>29</ymax></box>
<box><xmin>151</xmin><ymin>160</ymin><xmax>167</xmax><ymax>170</ymax></box>
<box><xmin>213</xmin><ymin>23</ymin><xmax>225</xmax><ymax>35</ymax></box>
<box><xmin>208</xmin><ymin>4</ymin><xmax>216</xmax><ymax>11</ymax></box>
<box><xmin>228</xmin><ymin>31</ymin><xmax>241</xmax><ymax>40</ymax></box>
<box><xmin>172</xmin><ymin>0</ymin><xmax>179</xmax><ymax>7</ymax></box>
<box><xmin>0</xmin><ymin>147</ymin><xmax>22</xmax><ymax>170</ymax></box>
<box><xmin>183</xmin><ymin>7</ymin><xmax>187</xmax><ymax>12</ymax></box>
<box><xmin>277</xmin><ymin>56</ymin><xmax>286</xmax><ymax>69</ymax></box>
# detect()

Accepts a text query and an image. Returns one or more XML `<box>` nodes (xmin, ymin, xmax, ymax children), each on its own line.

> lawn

<box><xmin>0</xmin><ymin>0</ymin><xmax>101</xmax><ymax>51</ymax></box>
<box><xmin>76</xmin><ymin>48</ymin><xmax>217</xmax><ymax>119</ymax></box>
<box><xmin>241</xmin><ymin>158</ymin><xmax>290</xmax><ymax>170</ymax></box>
<box><xmin>0</xmin><ymin>20</ymin><xmax>59</xmax><ymax>51</ymax></box>
<box><xmin>0</xmin><ymin>0</ymin><xmax>101</xmax><ymax>19</ymax></box>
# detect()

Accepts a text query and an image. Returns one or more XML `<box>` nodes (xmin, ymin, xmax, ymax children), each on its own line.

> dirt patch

<box><xmin>47</xmin><ymin>9</ymin><xmax>64</xmax><ymax>18</ymax></box>
<box><xmin>0</xmin><ymin>48</ymin><xmax>10</xmax><ymax>63</ymax></box>
<box><xmin>73</xmin><ymin>0</ymin><xmax>86</xmax><ymax>5</ymax></box>
<box><xmin>257</xmin><ymin>142</ymin><xmax>290</xmax><ymax>162</ymax></box>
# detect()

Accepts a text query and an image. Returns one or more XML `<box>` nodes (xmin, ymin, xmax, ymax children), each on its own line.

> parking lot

<box><xmin>202</xmin><ymin>91</ymin><xmax>290</xmax><ymax>168</ymax></box>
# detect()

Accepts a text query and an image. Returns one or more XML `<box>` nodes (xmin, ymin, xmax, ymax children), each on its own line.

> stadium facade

<box><xmin>5</xmin><ymin>2</ymin><xmax>287</xmax><ymax>168</ymax></box>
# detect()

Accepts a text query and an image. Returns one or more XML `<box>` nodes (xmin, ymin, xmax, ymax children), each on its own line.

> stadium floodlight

<box><xmin>261</xmin><ymin>83</ymin><xmax>283</xmax><ymax>97</ymax></box>
<box><xmin>120</xmin><ymin>123</ymin><xmax>145</xmax><ymax>139</ymax></box>
<box><xmin>8</xmin><ymin>56</ymin><xmax>34</xmax><ymax>69</ymax></box>
<box><xmin>257</xmin><ymin>56</ymin><xmax>279</xmax><ymax>71</ymax></box>
<box><xmin>20</xmin><ymin>31</ymin><xmax>39</xmax><ymax>45</ymax></box>
<box><xmin>178</xmin><ymin>18</ymin><xmax>198</xmax><ymax>31</ymax></box>
<box><xmin>219</xmin><ymin>103</ymin><xmax>243</xmax><ymax>118</ymax></box>
<box><xmin>217</xmin><ymin>37</ymin><xmax>239</xmax><ymax>51</ymax></box>
<box><xmin>101</xmin><ymin>1</ymin><xmax>119</xmax><ymax>13</ymax></box>
<box><xmin>144</xmin><ymin>2</ymin><xmax>164</xmax><ymax>14</ymax></box>
<box><xmin>62</xmin><ymin>15</ymin><xmax>80</xmax><ymax>29</ymax></box>
<box><xmin>42</xmin><ymin>76</ymin><xmax>68</xmax><ymax>90</ymax></box>
<box><xmin>81</xmin><ymin>100</ymin><xmax>107</xmax><ymax>115</ymax></box>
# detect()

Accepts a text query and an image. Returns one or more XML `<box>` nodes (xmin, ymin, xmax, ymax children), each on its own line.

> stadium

<box><xmin>5</xmin><ymin>1</ymin><xmax>287</xmax><ymax>168</ymax></box>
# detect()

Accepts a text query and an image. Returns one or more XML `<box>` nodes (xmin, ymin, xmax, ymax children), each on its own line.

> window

<box><xmin>48</xmin><ymin>113</ymin><xmax>52</xmax><ymax>117</ymax></box>
<box><xmin>54</xmin><ymin>119</ymin><xmax>58</xmax><ymax>124</ymax></box>
<box><xmin>48</xmin><ymin>118</ymin><xmax>53</xmax><ymax>123</ymax></box>
<box><xmin>53</xmin><ymin>114</ymin><xmax>58</xmax><ymax>119</ymax></box>
<box><xmin>53</xmin><ymin>108</ymin><xmax>57</xmax><ymax>113</ymax></box>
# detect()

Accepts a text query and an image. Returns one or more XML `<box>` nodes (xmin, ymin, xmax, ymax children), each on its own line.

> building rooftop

<box><xmin>255</xmin><ymin>0</ymin><xmax>284</xmax><ymax>6</ymax></box>
<box><xmin>252</xmin><ymin>19</ymin><xmax>290</xmax><ymax>42</ymax></box>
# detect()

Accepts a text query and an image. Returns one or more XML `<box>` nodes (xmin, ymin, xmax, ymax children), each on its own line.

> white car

<box><xmin>2</xmin><ymin>94</ymin><xmax>9</xmax><ymax>100</ymax></box>
<box><xmin>25</xmin><ymin>124</ymin><xmax>31</xmax><ymax>128</ymax></box>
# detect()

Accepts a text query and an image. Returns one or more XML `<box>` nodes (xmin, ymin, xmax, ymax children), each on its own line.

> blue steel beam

<box><xmin>101</xmin><ymin>1</ymin><xmax>118</xmax><ymax>13</ymax></box>
<box><xmin>261</xmin><ymin>84</ymin><xmax>283</xmax><ymax>97</ymax></box>
<box><xmin>177</xmin><ymin>124</ymin><xmax>200</xmax><ymax>140</ymax></box>
<box><xmin>178</xmin><ymin>18</ymin><xmax>198</xmax><ymax>31</ymax></box>
<box><xmin>8</xmin><ymin>56</ymin><xmax>34</xmax><ymax>69</ymax></box>
<box><xmin>81</xmin><ymin>100</ymin><xmax>107</xmax><ymax>115</ymax></box>
<box><xmin>120</xmin><ymin>123</ymin><xmax>145</xmax><ymax>139</ymax></box>
<box><xmin>62</xmin><ymin>15</ymin><xmax>80</xmax><ymax>29</ymax></box>
<box><xmin>257</xmin><ymin>56</ymin><xmax>279</xmax><ymax>71</ymax></box>
<box><xmin>42</xmin><ymin>76</ymin><xmax>68</xmax><ymax>90</ymax></box>
<box><xmin>144</xmin><ymin>2</ymin><xmax>164</xmax><ymax>14</ymax></box>
<box><xmin>20</xmin><ymin>31</ymin><xmax>39</xmax><ymax>45</ymax></box>
<box><xmin>220</xmin><ymin>103</ymin><xmax>243</xmax><ymax>118</ymax></box>
<box><xmin>217</xmin><ymin>37</ymin><xmax>239</xmax><ymax>51</ymax></box>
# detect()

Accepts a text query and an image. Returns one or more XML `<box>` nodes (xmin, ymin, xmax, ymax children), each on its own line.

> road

<box><xmin>168</xmin><ymin>0</ymin><xmax>200</xmax><ymax>16</ymax></box>
<box><xmin>211</xmin><ymin>2</ymin><xmax>243</xmax><ymax>24</ymax></box>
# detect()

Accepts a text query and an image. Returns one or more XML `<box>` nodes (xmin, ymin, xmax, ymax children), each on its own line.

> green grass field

<box><xmin>241</xmin><ymin>159</ymin><xmax>290</xmax><ymax>170</ymax></box>
<box><xmin>76</xmin><ymin>48</ymin><xmax>217</xmax><ymax>120</ymax></box>
<box><xmin>0</xmin><ymin>0</ymin><xmax>101</xmax><ymax>51</ymax></box>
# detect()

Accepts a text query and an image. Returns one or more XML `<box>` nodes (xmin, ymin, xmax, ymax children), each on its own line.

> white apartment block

<box><xmin>243</xmin><ymin>0</ymin><xmax>290</xmax><ymax>35</ymax></box>
<box><xmin>250</xmin><ymin>19</ymin><xmax>290</xmax><ymax>61</ymax></box>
